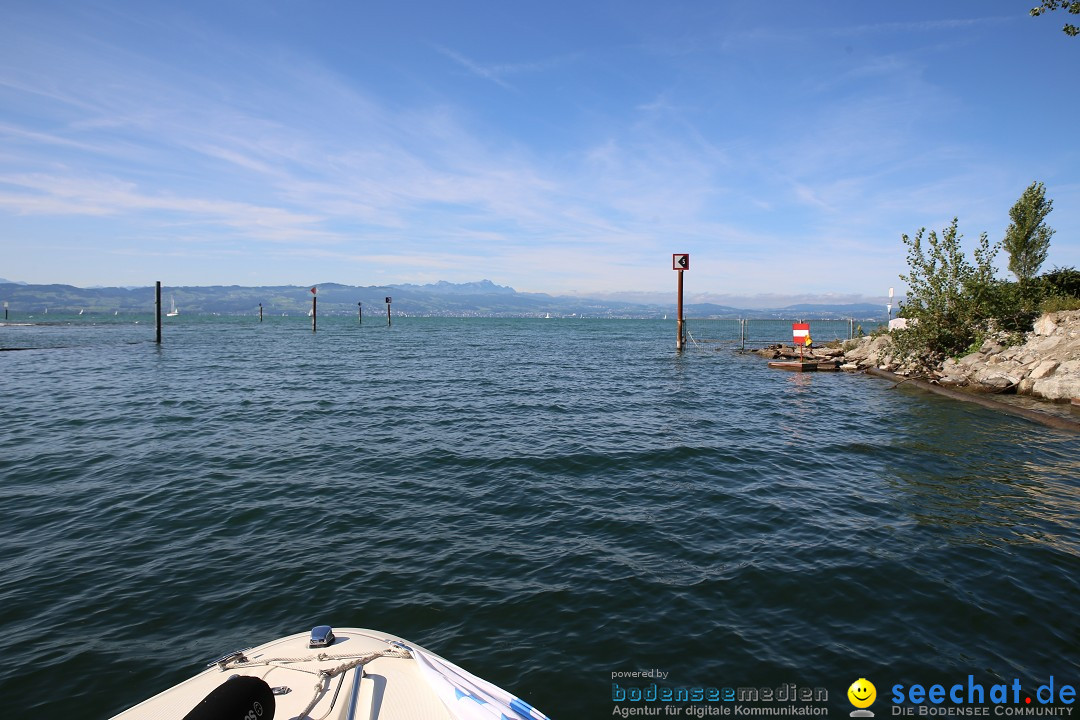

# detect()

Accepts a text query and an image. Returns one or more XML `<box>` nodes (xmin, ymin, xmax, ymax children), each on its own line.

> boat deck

<box><xmin>111</xmin><ymin>629</ymin><xmax>457</xmax><ymax>720</ymax></box>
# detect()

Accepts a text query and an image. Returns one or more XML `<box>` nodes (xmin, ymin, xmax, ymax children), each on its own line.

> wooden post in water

<box><xmin>3</xmin><ymin>301</ymin><xmax>7</xmax><ymax>321</ymax></box>
<box><xmin>155</xmin><ymin>281</ymin><xmax>162</xmax><ymax>344</ymax></box>
<box><xmin>673</xmin><ymin>254</ymin><xmax>688</xmax><ymax>351</ymax></box>
<box><xmin>677</xmin><ymin>270</ymin><xmax>684</xmax><ymax>351</ymax></box>
<box><xmin>259</xmin><ymin>303</ymin><xmax>263</xmax><ymax>322</ymax></box>
<box><xmin>358</xmin><ymin>302</ymin><xmax>362</xmax><ymax>324</ymax></box>
<box><xmin>385</xmin><ymin>296</ymin><xmax>392</xmax><ymax>327</ymax></box>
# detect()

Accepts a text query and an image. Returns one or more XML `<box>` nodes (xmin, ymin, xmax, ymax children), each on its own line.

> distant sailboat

<box><xmin>166</xmin><ymin>297</ymin><xmax>179</xmax><ymax>317</ymax></box>
<box><xmin>78</xmin><ymin>309</ymin><xmax>84</xmax><ymax>315</ymax></box>
<box><xmin>545</xmin><ymin>313</ymin><xmax>551</xmax><ymax>319</ymax></box>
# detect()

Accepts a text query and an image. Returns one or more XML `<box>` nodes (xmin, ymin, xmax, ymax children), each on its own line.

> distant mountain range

<box><xmin>0</xmin><ymin>280</ymin><xmax>892</xmax><ymax>319</ymax></box>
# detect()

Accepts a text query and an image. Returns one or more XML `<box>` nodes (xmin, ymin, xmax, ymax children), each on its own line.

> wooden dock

<box><xmin>767</xmin><ymin>360</ymin><xmax>841</xmax><ymax>372</ymax></box>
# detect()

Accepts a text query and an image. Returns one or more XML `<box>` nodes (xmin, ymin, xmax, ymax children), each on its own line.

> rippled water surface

<box><xmin>1</xmin><ymin>316</ymin><xmax>1078</xmax><ymax>718</ymax></box>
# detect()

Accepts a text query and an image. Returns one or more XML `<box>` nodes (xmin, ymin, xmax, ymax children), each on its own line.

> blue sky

<box><xmin>1</xmin><ymin>0</ymin><xmax>1077</xmax><ymax>305</ymax></box>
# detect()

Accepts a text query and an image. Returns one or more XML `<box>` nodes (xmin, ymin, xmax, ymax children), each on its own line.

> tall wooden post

<box><xmin>673</xmin><ymin>254</ymin><xmax>689</xmax><ymax>351</ymax></box>
<box><xmin>155</xmin><ymin>281</ymin><xmax>162</xmax><ymax>344</ymax></box>
<box><xmin>312</xmin><ymin>296</ymin><xmax>317</xmax><ymax>333</ymax></box>
<box><xmin>358</xmin><ymin>302</ymin><xmax>362</xmax><ymax>324</ymax></box>
<box><xmin>676</xmin><ymin>270</ymin><xmax>684</xmax><ymax>351</ymax></box>
<box><xmin>385</xmin><ymin>296</ymin><xmax>392</xmax><ymax>326</ymax></box>
<box><xmin>3</xmin><ymin>301</ymin><xmax>7</xmax><ymax>321</ymax></box>
<box><xmin>259</xmin><ymin>303</ymin><xmax>263</xmax><ymax>322</ymax></box>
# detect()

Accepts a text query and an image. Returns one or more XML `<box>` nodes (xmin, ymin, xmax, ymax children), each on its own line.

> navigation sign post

<box><xmin>385</xmin><ymin>296</ymin><xmax>392</xmax><ymax>327</ymax></box>
<box><xmin>793</xmin><ymin>323</ymin><xmax>809</xmax><ymax>361</ymax></box>
<box><xmin>311</xmin><ymin>286</ymin><xmax>317</xmax><ymax>333</ymax></box>
<box><xmin>673</xmin><ymin>254</ymin><xmax>689</xmax><ymax>351</ymax></box>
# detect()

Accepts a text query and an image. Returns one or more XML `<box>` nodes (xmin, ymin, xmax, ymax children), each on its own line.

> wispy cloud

<box><xmin>435</xmin><ymin>46</ymin><xmax>516</xmax><ymax>89</ymax></box>
<box><xmin>433</xmin><ymin>45</ymin><xmax>578</xmax><ymax>90</ymax></box>
<box><xmin>0</xmin><ymin>2</ymin><xmax>1076</xmax><ymax>292</ymax></box>
<box><xmin>0</xmin><ymin>172</ymin><xmax>332</xmax><ymax>243</ymax></box>
<box><xmin>828</xmin><ymin>17</ymin><xmax>1013</xmax><ymax>37</ymax></box>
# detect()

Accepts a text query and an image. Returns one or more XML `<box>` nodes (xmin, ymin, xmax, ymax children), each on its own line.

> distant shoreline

<box><xmin>0</xmin><ymin>280</ymin><xmax>892</xmax><ymax>320</ymax></box>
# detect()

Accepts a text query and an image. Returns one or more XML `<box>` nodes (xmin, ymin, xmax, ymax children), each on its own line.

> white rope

<box><xmin>222</xmin><ymin>645</ymin><xmax>412</xmax><ymax>720</ymax></box>
<box><xmin>294</xmin><ymin>657</ymin><xmax>366</xmax><ymax>720</ymax></box>
<box><xmin>225</xmin><ymin>646</ymin><xmax>411</xmax><ymax>669</ymax></box>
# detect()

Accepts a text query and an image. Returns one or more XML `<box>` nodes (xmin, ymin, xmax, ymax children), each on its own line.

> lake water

<box><xmin>1</xmin><ymin>316</ymin><xmax>1078</xmax><ymax>718</ymax></box>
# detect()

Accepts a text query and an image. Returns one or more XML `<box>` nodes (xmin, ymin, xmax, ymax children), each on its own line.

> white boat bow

<box><xmin>110</xmin><ymin>625</ymin><xmax>550</xmax><ymax>720</ymax></box>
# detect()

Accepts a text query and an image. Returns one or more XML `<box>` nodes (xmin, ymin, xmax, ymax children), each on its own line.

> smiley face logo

<box><xmin>848</xmin><ymin>678</ymin><xmax>876</xmax><ymax>709</ymax></box>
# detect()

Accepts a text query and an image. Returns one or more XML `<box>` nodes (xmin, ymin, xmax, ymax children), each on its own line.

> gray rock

<box><xmin>1028</xmin><ymin>360</ymin><xmax>1059</xmax><ymax>380</ymax></box>
<box><xmin>1027</xmin><ymin>335</ymin><xmax>1064</xmax><ymax>355</ymax></box>
<box><xmin>1031</xmin><ymin>360</ymin><xmax>1080</xmax><ymax>401</ymax></box>
<box><xmin>977</xmin><ymin>373</ymin><xmax>1019</xmax><ymax>390</ymax></box>
<box><xmin>1033</xmin><ymin>316</ymin><xmax>1058</xmax><ymax>336</ymax></box>
<box><xmin>1031</xmin><ymin>376</ymin><xmax>1080</xmax><ymax>401</ymax></box>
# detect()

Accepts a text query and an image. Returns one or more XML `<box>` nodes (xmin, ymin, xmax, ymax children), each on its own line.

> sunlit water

<box><xmin>1</xmin><ymin>316</ymin><xmax>1077</xmax><ymax>718</ymax></box>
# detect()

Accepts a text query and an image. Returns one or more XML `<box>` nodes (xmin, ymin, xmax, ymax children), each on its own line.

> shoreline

<box><xmin>865</xmin><ymin>367</ymin><xmax>1080</xmax><ymax>433</ymax></box>
<box><xmin>749</xmin><ymin>310</ymin><xmax>1080</xmax><ymax>431</ymax></box>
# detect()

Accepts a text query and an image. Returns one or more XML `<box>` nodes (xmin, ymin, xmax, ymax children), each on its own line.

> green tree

<box><xmin>1030</xmin><ymin>1</ymin><xmax>1080</xmax><ymax>37</ymax></box>
<box><xmin>1003</xmin><ymin>181</ymin><xmax>1054</xmax><ymax>283</ymax></box>
<box><xmin>894</xmin><ymin>218</ymin><xmax>1001</xmax><ymax>367</ymax></box>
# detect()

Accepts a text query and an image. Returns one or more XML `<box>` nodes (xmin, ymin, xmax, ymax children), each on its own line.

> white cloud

<box><xmin>0</xmin><ymin>3</ymin><xmax>1075</xmax><ymax>295</ymax></box>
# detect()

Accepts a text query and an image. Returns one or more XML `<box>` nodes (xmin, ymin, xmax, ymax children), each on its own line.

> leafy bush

<box><xmin>1040</xmin><ymin>266</ymin><xmax>1080</xmax><ymax>298</ymax></box>
<box><xmin>893</xmin><ymin>218</ymin><xmax>1001</xmax><ymax>368</ymax></box>
<box><xmin>1041</xmin><ymin>294</ymin><xmax>1080</xmax><ymax>313</ymax></box>
<box><xmin>960</xmin><ymin>331</ymin><xmax>987</xmax><ymax>358</ymax></box>
<box><xmin>990</xmin><ymin>279</ymin><xmax>1041</xmax><ymax>332</ymax></box>
<box><xmin>893</xmin><ymin>191</ymin><xmax>1068</xmax><ymax>368</ymax></box>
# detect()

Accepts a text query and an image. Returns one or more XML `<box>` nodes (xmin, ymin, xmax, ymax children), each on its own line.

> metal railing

<box><xmin>684</xmin><ymin>318</ymin><xmax>866</xmax><ymax>350</ymax></box>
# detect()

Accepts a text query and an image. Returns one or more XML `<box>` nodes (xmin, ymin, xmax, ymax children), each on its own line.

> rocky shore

<box><xmin>753</xmin><ymin>310</ymin><xmax>1080</xmax><ymax>404</ymax></box>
